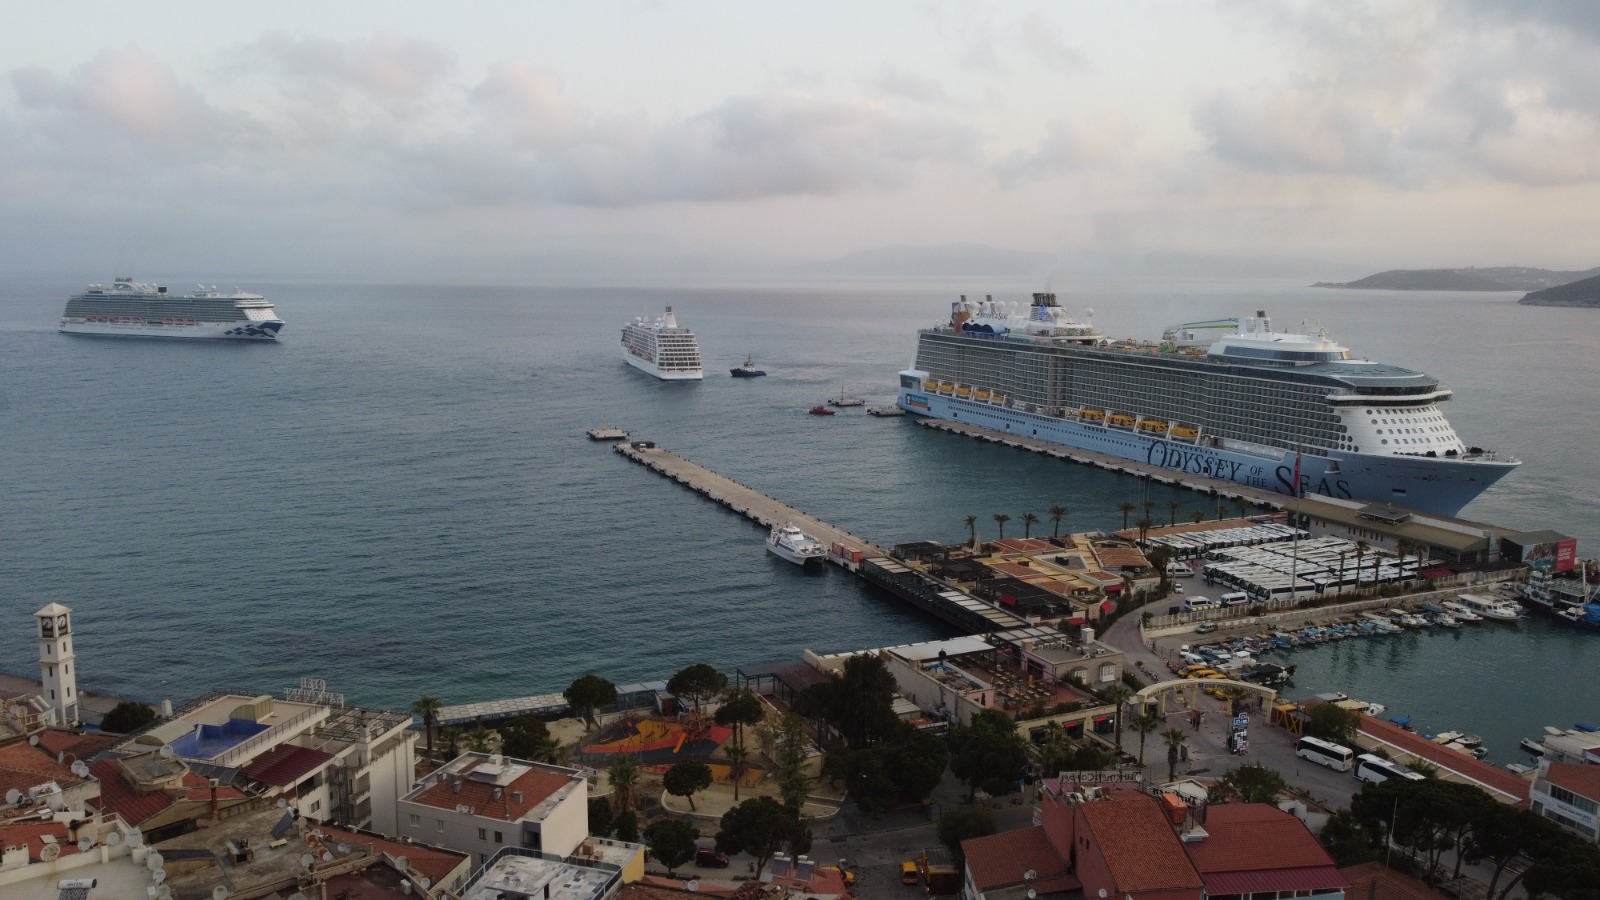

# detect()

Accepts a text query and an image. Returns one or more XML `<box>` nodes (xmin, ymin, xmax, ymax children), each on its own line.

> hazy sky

<box><xmin>5</xmin><ymin>1</ymin><xmax>1599</xmax><ymax>277</ymax></box>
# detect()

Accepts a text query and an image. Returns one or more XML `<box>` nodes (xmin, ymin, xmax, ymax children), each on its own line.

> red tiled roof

<box><xmin>411</xmin><ymin>760</ymin><xmax>575</xmax><ymax>821</ymax></box>
<box><xmin>318</xmin><ymin>824</ymin><xmax>469</xmax><ymax>888</ymax></box>
<box><xmin>0</xmin><ymin>820</ymin><xmax>80</xmax><ymax>862</ymax></box>
<box><xmin>962</xmin><ymin>826</ymin><xmax>1070</xmax><ymax>890</ymax></box>
<box><xmin>1205</xmin><ymin>867</ymin><xmax>1349</xmax><ymax>895</ymax></box>
<box><xmin>627</xmin><ymin>880</ymin><xmax>737</xmax><ymax>898</ymax></box>
<box><xmin>243</xmin><ymin>745</ymin><xmax>335</xmax><ymax>787</ymax></box>
<box><xmin>1546</xmin><ymin>763</ymin><xmax>1600</xmax><ymax>801</ymax></box>
<box><xmin>179</xmin><ymin>772</ymin><xmax>246</xmax><ymax>803</ymax></box>
<box><xmin>0</xmin><ymin>742</ymin><xmax>87</xmax><ymax>799</ymax></box>
<box><xmin>1340</xmin><ymin>862</ymin><xmax>1455</xmax><ymax>900</ymax></box>
<box><xmin>1357</xmin><ymin>715</ymin><xmax>1530</xmax><ymax>805</ymax></box>
<box><xmin>85</xmin><ymin>759</ymin><xmax>176</xmax><ymax>826</ymax></box>
<box><xmin>1079</xmin><ymin>790</ymin><xmax>1204</xmax><ymax>893</ymax></box>
<box><xmin>1185</xmin><ymin>805</ymin><xmax>1342</xmax><ymax>875</ymax></box>
<box><xmin>34</xmin><ymin>730</ymin><xmax>117</xmax><ymax>763</ymax></box>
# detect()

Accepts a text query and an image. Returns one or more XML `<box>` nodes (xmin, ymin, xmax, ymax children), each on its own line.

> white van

<box><xmin>1183</xmin><ymin>596</ymin><xmax>1220</xmax><ymax>611</ymax></box>
<box><xmin>1220</xmin><ymin>592</ymin><xmax>1251</xmax><ymax>607</ymax></box>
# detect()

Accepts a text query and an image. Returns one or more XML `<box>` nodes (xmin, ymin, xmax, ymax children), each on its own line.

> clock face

<box><xmin>56</xmin><ymin>615</ymin><xmax>69</xmax><ymax>633</ymax></box>
<box><xmin>41</xmin><ymin>618</ymin><xmax>54</xmax><ymax>637</ymax></box>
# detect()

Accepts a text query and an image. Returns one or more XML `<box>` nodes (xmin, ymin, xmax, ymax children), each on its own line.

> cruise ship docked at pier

<box><xmin>60</xmin><ymin>277</ymin><xmax>285</xmax><ymax>340</ymax></box>
<box><xmin>621</xmin><ymin>307</ymin><xmax>703</xmax><ymax>380</ymax></box>
<box><xmin>897</xmin><ymin>293</ymin><xmax>1518</xmax><ymax>516</ymax></box>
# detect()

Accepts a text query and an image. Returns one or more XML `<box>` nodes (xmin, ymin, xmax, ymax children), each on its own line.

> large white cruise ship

<box><xmin>60</xmin><ymin>277</ymin><xmax>285</xmax><ymax>340</ymax></box>
<box><xmin>897</xmin><ymin>293</ymin><xmax>1518</xmax><ymax>517</ymax></box>
<box><xmin>621</xmin><ymin>307</ymin><xmax>703</xmax><ymax>380</ymax></box>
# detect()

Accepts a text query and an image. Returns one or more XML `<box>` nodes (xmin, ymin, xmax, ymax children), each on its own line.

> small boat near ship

<box><xmin>730</xmin><ymin>354</ymin><xmax>767</xmax><ymax>377</ymax></box>
<box><xmin>828</xmin><ymin>387</ymin><xmax>866</xmax><ymax>407</ymax></box>
<box><xmin>1440</xmin><ymin>600</ymin><xmax>1483</xmax><ymax>623</ymax></box>
<box><xmin>767</xmin><ymin>522</ymin><xmax>825</xmax><ymax>566</ymax></box>
<box><xmin>808</xmin><ymin>405</ymin><xmax>835</xmax><ymax>416</ymax></box>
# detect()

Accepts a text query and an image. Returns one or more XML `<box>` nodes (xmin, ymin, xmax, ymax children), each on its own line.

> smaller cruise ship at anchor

<box><xmin>621</xmin><ymin>307</ymin><xmax>703</xmax><ymax>380</ymax></box>
<box><xmin>768</xmin><ymin>522</ymin><xmax>825</xmax><ymax>567</ymax></box>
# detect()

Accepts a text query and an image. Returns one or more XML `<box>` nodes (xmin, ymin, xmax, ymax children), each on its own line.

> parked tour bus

<box><xmin>1354</xmin><ymin>753</ymin><xmax>1425</xmax><ymax>784</ymax></box>
<box><xmin>1296</xmin><ymin>735</ymin><xmax>1355</xmax><ymax>772</ymax></box>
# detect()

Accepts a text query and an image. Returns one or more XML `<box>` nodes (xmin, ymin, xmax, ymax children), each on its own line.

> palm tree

<box><xmin>1021</xmin><ymin>512</ymin><xmax>1039</xmax><ymax>538</ymax></box>
<box><xmin>439</xmin><ymin>726</ymin><xmax>463</xmax><ymax>758</ymax></box>
<box><xmin>1190</xmin><ymin>510</ymin><xmax>1206</xmax><ymax>524</ymax></box>
<box><xmin>463</xmin><ymin>726</ymin><xmax>494</xmax><ymax>753</ymax></box>
<box><xmin>608</xmin><ymin>753</ymin><xmax>642</xmax><ymax>814</ymax></box>
<box><xmin>993</xmin><ymin>513</ymin><xmax>1010</xmax><ymax>540</ymax></box>
<box><xmin>1169</xmin><ymin>501</ymin><xmax>1181</xmax><ymax>527</ymax></box>
<box><xmin>1136</xmin><ymin>517</ymin><xmax>1154</xmax><ymax>543</ymax></box>
<box><xmin>1049</xmin><ymin>505</ymin><xmax>1067</xmax><ymax>537</ymax></box>
<box><xmin>412</xmin><ymin>695</ymin><xmax>443</xmax><ymax>757</ymax></box>
<box><xmin>1101</xmin><ymin>684</ymin><xmax>1134</xmax><ymax>748</ymax></box>
<box><xmin>1337</xmin><ymin>550</ymin><xmax>1348</xmax><ymax>595</ymax></box>
<box><xmin>1353</xmin><ymin>541</ymin><xmax>1369</xmax><ymax>592</ymax></box>
<box><xmin>1117</xmin><ymin>502</ymin><xmax>1136</xmax><ymax>530</ymax></box>
<box><xmin>964</xmin><ymin>515</ymin><xmax>979</xmax><ymax>548</ymax></box>
<box><xmin>1234</xmin><ymin>498</ymin><xmax>1250</xmax><ymax>519</ymax></box>
<box><xmin>1396</xmin><ymin>539</ymin><xmax>1412</xmax><ymax>581</ymax></box>
<box><xmin>1164</xmin><ymin>728</ymin><xmax>1188</xmax><ymax>782</ymax></box>
<box><xmin>1134</xmin><ymin>711</ymin><xmax>1162</xmax><ymax>767</ymax></box>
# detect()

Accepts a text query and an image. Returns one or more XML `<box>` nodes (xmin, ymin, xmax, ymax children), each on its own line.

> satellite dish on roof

<box><xmin>214</xmin><ymin>887</ymin><xmax>231</xmax><ymax>900</ymax></box>
<box><xmin>685</xmin><ymin>881</ymin><xmax>699</xmax><ymax>893</ymax></box>
<box><xmin>71</xmin><ymin>761</ymin><xmax>90</xmax><ymax>778</ymax></box>
<box><xmin>1025</xmin><ymin>870</ymin><xmax>1037</xmax><ymax>881</ymax></box>
<box><xmin>158</xmin><ymin>746</ymin><xmax>175</xmax><ymax>759</ymax></box>
<box><xmin>147</xmin><ymin>851</ymin><xmax>164</xmax><ymax>870</ymax></box>
<box><xmin>1028</xmin><ymin>892</ymin><xmax>1037</xmax><ymax>900</ymax></box>
<box><xmin>29</xmin><ymin>736</ymin><xmax>39</xmax><ymax>746</ymax></box>
<box><xmin>301</xmin><ymin>853</ymin><xmax>316</xmax><ymax>870</ymax></box>
<box><xmin>153</xmin><ymin>868</ymin><xmax>167</xmax><ymax>884</ymax></box>
<box><xmin>39</xmin><ymin>843</ymin><xmax>60</xmax><ymax>861</ymax></box>
<box><xmin>337</xmin><ymin>843</ymin><xmax>350</xmax><ymax>856</ymax></box>
<box><xmin>78</xmin><ymin>837</ymin><xmax>94</xmax><ymax>853</ymax></box>
<box><xmin>277</xmin><ymin>798</ymin><xmax>288</xmax><ymax>808</ymax></box>
<box><xmin>4</xmin><ymin>789</ymin><xmax>19</xmax><ymax>805</ymax></box>
<box><xmin>394</xmin><ymin>855</ymin><xmax>409</xmax><ymax>871</ymax></box>
<box><xmin>106</xmin><ymin>831</ymin><xmax>122</xmax><ymax>846</ymax></box>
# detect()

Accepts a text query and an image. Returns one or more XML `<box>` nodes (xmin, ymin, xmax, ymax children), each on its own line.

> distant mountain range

<box><xmin>1519</xmin><ymin>273</ymin><xmax>1600</xmax><ymax>307</ymax></box>
<box><xmin>795</xmin><ymin>243</ymin><xmax>1334</xmax><ymax>280</ymax></box>
<box><xmin>1313</xmin><ymin>266</ymin><xmax>1600</xmax><ymax>291</ymax></box>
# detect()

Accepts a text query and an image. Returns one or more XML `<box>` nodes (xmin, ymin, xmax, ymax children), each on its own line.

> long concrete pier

<box><xmin>613</xmin><ymin>442</ymin><xmax>887</xmax><ymax>564</ymax></box>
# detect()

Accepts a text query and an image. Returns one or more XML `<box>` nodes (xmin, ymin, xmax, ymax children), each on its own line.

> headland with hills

<box><xmin>1313</xmin><ymin>265</ymin><xmax>1600</xmax><ymax>292</ymax></box>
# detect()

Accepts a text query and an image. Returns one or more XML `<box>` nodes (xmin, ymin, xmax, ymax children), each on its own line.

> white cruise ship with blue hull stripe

<box><xmin>60</xmin><ymin>277</ymin><xmax>284</xmax><ymax>340</ymax></box>
<box><xmin>898</xmin><ymin>293</ymin><xmax>1517</xmax><ymax>517</ymax></box>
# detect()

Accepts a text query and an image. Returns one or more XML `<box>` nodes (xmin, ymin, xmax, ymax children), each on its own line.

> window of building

<box><xmin>310</xmin><ymin>800</ymin><xmax>321</xmax><ymax>814</ymax></box>
<box><xmin>409</xmin><ymin>814</ymin><xmax>421</xmax><ymax>827</ymax></box>
<box><xmin>478</xmin><ymin>828</ymin><xmax>487</xmax><ymax>840</ymax></box>
<box><xmin>495</xmin><ymin>831</ymin><xmax>503</xmax><ymax>844</ymax></box>
<box><xmin>1098</xmin><ymin>664</ymin><xmax>1116</xmax><ymax>683</ymax></box>
<box><xmin>436</xmin><ymin>819</ymin><xmax>445</xmax><ymax>832</ymax></box>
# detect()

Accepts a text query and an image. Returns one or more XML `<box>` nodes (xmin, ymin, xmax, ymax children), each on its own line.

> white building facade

<box><xmin>397</xmin><ymin>752</ymin><xmax>589</xmax><ymax>869</ymax></box>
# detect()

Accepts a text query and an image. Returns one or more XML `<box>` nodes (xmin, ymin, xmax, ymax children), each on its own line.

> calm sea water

<box><xmin>2</xmin><ymin>276</ymin><xmax>1595</xmax><ymax>743</ymax></box>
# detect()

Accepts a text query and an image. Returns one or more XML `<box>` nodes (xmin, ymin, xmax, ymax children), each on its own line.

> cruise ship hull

<box><xmin>59</xmin><ymin>319</ymin><xmax>282</xmax><ymax>340</ymax></box>
<box><xmin>896</xmin><ymin>389</ymin><xmax>1514</xmax><ymax>517</ymax></box>
<box><xmin>623</xmin><ymin>351</ymin><xmax>702</xmax><ymax>381</ymax></box>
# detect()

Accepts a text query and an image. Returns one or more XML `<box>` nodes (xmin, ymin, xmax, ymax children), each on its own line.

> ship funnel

<box><xmin>663</xmin><ymin>306</ymin><xmax>678</xmax><ymax>328</ymax></box>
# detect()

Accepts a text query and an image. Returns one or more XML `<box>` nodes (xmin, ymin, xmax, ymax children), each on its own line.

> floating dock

<box><xmin>614</xmin><ymin>442</ymin><xmax>885</xmax><ymax>565</ymax></box>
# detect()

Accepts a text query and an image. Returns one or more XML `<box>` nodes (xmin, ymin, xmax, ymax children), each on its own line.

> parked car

<box><xmin>901</xmin><ymin>861</ymin><xmax>921</xmax><ymax>885</ymax></box>
<box><xmin>1195</xmin><ymin>622</ymin><xmax>1218</xmax><ymax>633</ymax></box>
<box><xmin>696</xmin><ymin>847</ymin><xmax>730</xmax><ymax>868</ymax></box>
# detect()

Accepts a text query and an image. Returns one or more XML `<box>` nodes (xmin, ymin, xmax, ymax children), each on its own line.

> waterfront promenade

<box><xmin>613</xmin><ymin>441</ymin><xmax>886</xmax><ymax>563</ymax></box>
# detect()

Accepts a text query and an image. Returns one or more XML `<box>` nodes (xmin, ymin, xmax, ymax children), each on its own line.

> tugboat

<box><xmin>808</xmin><ymin>405</ymin><xmax>835</xmax><ymax>416</ymax></box>
<box><xmin>730</xmin><ymin>354</ymin><xmax>767</xmax><ymax>377</ymax></box>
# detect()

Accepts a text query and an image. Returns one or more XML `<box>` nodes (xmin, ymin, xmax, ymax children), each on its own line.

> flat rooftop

<box><xmin>462</xmin><ymin>850</ymin><xmax>619</xmax><ymax>900</ymax></box>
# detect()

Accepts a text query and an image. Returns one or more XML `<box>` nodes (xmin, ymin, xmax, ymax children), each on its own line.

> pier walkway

<box><xmin>614</xmin><ymin>442</ymin><xmax>886</xmax><ymax>564</ymax></box>
<box><xmin>916</xmin><ymin>419</ymin><xmax>1294</xmax><ymax>508</ymax></box>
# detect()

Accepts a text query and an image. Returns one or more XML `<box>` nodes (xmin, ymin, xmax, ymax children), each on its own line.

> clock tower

<box><xmin>36</xmin><ymin>603</ymin><xmax>78</xmax><ymax>726</ymax></box>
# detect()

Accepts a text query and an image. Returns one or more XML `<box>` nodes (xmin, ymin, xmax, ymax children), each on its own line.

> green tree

<box><xmin>1118</xmin><ymin>501</ymin><xmax>1136</xmax><ymax>530</ymax></box>
<box><xmin>499</xmin><ymin>716</ymin><xmax>559</xmax><ymax>762</ymax></box>
<box><xmin>792</xmin><ymin>653</ymin><xmax>899</xmax><ymax>750</ymax></box>
<box><xmin>716</xmin><ymin>796</ymin><xmax>805</xmax><ymax>878</ymax></box>
<box><xmin>1169</xmin><ymin>500</ymin><xmax>1181</xmax><ymax>527</ymax></box>
<box><xmin>1468</xmin><ymin>801</ymin><xmax>1562</xmax><ymax>900</ymax></box>
<box><xmin>1307</xmin><ymin>704</ymin><xmax>1359</xmax><ymax>747</ymax></box>
<box><xmin>722</xmin><ymin>740</ymin><xmax>750</xmax><ymax>802</ymax></box>
<box><xmin>463</xmin><ymin>726</ymin><xmax>495</xmax><ymax>753</ymax></box>
<box><xmin>992</xmin><ymin>513</ymin><xmax>1010</xmax><ymax>540</ymax></box>
<box><xmin>663</xmin><ymin>760</ymin><xmax>714</xmax><ymax>811</ymax></box>
<box><xmin>1100</xmin><ymin>684</ymin><xmax>1134</xmax><ymax>748</ymax></box>
<box><xmin>644</xmin><ymin>818</ymin><xmax>699</xmax><ymax>875</ymax></box>
<box><xmin>964</xmin><ymin>514</ymin><xmax>979</xmax><ymax>548</ymax></box>
<box><xmin>100</xmin><ymin>700</ymin><xmax>157</xmax><ymax>734</ymax></box>
<box><xmin>1208</xmin><ymin>762</ymin><xmax>1288</xmax><ymax>804</ymax></box>
<box><xmin>588</xmin><ymin>796</ymin><xmax>615</xmax><ymax>837</ymax></box>
<box><xmin>1353</xmin><ymin>541</ymin><xmax>1369</xmax><ymax>591</ymax></box>
<box><xmin>439</xmin><ymin>726</ymin><xmax>463</xmax><ymax>758</ymax></box>
<box><xmin>608</xmin><ymin>753</ymin><xmax>642</xmax><ymax>815</ymax></box>
<box><xmin>886</xmin><ymin>728</ymin><xmax>949</xmax><ymax>802</ymax></box>
<box><xmin>1318</xmin><ymin>807</ymin><xmax>1381</xmax><ymax>866</ymax></box>
<box><xmin>761</xmin><ymin>713</ymin><xmax>812</xmax><ymax>810</ymax></box>
<box><xmin>1190</xmin><ymin>509</ymin><xmax>1206</xmax><ymax>524</ymax></box>
<box><xmin>1163</xmin><ymin>728</ymin><xmax>1187</xmax><ymax>782</ymax></box>
<box><xmin>614</xmin><ymin>809</ymin><xmax>640</xmax><ymax>842</ymax></box>
<box><xmin>1146</xmin><ymin>545</ymin><xmax>1175</xmax><ymax>595</ymax></box>
<box><xmin>715</xmin><ymin>688</ymin><xmax>766</xmax><ymax>802</ymax></box>
<box><xmin>410</xmin><ymin>695</ymin><xmax>443</xmax><ymax>757</ymax></box>
<box><xmin>564</xmin><ymin>674</ymin><xmax>618</xmax><ymax>732</ymax></box>
<box><xmin>823</xmin><ymin>746</ymin><xmax>896</xmax><ymax>814</ymax></box>
<box><xmin>1136</xmin><ymin>516</ymin><xmax>1154</xmax><ymax>543</ymax></box>
<box><xmin>938</xmin><ymin>806</ymin><xmax>997</xmax><ymax>870</ymax></box>
<box><xmin>667</xmin><ymin>663</ymin><xmax>727</xmax><ymax>714</ymax></box>
<box><xmin>1234</xmin><ymin>497</ymin><xmax>1250</xmax><ymax>519</ymax></box>
<box><xmin>1133</xmin><ymin>711</ymin><xmax>1162</xmax><ymax>767</ymax></box>
<box><xmin>1049</xmin><ymin>504</ymin><xmax>1067</xmax><ymax>537</ymax></box>
<box><xmin>1021</xmin><ymin>512</ymin><xmax>1039</xmax><ymax>538</ymax></box>
<box><xmin>948</xmin><ymin>709</ymin><xmax>1029</xmax><ymax>801</ymax></box>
